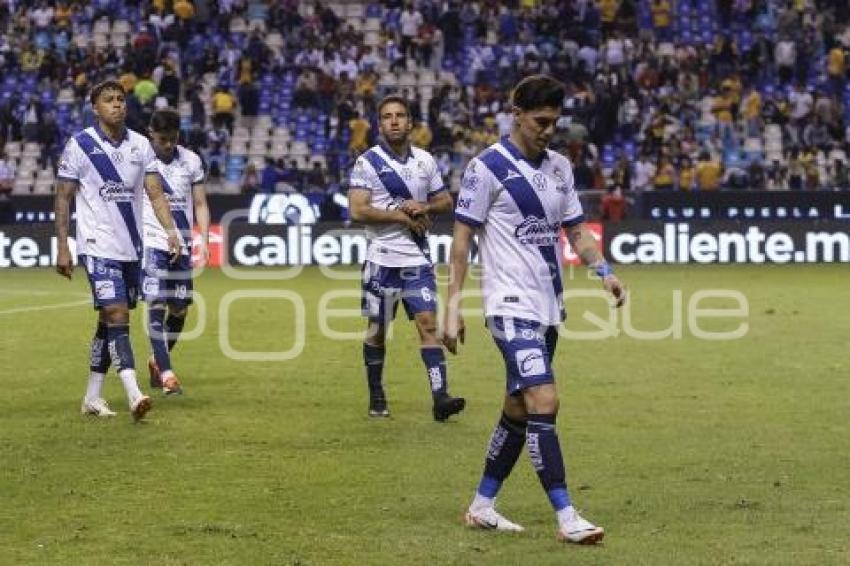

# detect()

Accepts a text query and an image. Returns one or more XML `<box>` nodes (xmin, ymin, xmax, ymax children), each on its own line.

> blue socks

<box><xmin>527</xmin><ymin>413</ymin><xmax>571</xmax><ymax>512</ymax></box>
<box><xmin>89</xmin><ymin>321</ymin><xmax>110</xmax><ymax>373</ymax></box>
<box><xmin>363</xmin><ymin>343</ymin><xmax>385</xmax><ymax>398</ymax></box>
<box><xmin>420</xmin><ymin>346</ymin><xmax>448</xmax><ymax>399</ymax></box>
<box><xmin>107</xmin><ymin>323</ymin><xmax>135</xmax><ymax>372</ymax></box>
<box><xmin>477</xmin><ymin>412</ymin><xmax>527</xmax><ymax>499</ymax></box>
<box><xmin>148</xmin><ymin>306</ymin><xmax>172</xmax><ymax>373</ymax></box>
<box><xmin>165</xmin><ymin>312</ymin><xmax>186</xmax><ymax>351</ymax></box>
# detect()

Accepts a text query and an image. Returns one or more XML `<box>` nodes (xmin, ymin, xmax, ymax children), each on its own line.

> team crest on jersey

<box><xmin>532</xmin><ymin>173</ymin><xmax>547</xmax><ymax>192</ymax></box>
<box><xmin>462</xmin><ymin>175</ymin><xmax>479</xmax><ymax>192</ymax></box>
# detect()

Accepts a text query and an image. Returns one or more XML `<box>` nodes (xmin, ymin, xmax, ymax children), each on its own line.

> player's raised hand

<box><xmin>603</xmin><ymin>275</ymin><xmax>627</xmax><ymax>308</ymax></box>
<box><xmin>442</xmin><ymin>312</ymin><xmax>465</xmax><ymax>355</ymax></box>
<box><xmin>56</xmin><ymin>245</ymin><xmax>73</xmax><ymax>280</ymax></box>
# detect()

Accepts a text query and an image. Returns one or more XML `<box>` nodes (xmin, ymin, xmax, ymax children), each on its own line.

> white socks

<box><xmin>556</xmin><ymin>505</ymin><xmax>576</xmax><ymax>526</ymax></box>
<box><xmin>84</xmin><ymin>372</ymin><xmax>105</xmax><ymax>402</ymax></box>
<box><xmin>118</xmin><ymin>369</ymin><xmax>144</xmax><ymax>404</ymax></box>
<box><xmin>470</xmin><ymin>493</ymin><xmax>495</xmax><ymax>511</ymax></box>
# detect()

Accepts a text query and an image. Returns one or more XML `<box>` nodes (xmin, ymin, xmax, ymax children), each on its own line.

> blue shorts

<box><xmin>486</xmin><ymin>316</ymin><xmax>559</xmax><ymax>395</ymax></box>
<box><xmin>80</xmin><ymin>254</ymin><xmax>140</xmax><ymax>310</ymax></box>
<box><xmin>141</xmin><ymin>248</ymin><xmax>193</xmax><ymax>308</ymax></box>
<box><xmin>361</xmin><ymin>261</ymin><xmax>437</xmax><ymax>324</ymax></box>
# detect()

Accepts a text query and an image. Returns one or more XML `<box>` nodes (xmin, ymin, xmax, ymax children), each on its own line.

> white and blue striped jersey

<box><xmin>455</xmin><ymin>137</ymin><xmax>584</xmax><ymax>325</ymax></box>
<box><xmin>57</xmin><ymin>125</ymin><xmax>158</xmax><ymax>261</ymax></box>
<box><xmin>349</xmin><ymin>142</ymin><xmax>445</xmax><ymax>267</ymax></box>
<box><xmin>142</xmin><ymin>145</ymin><xmax>205</xmax><ymax>255</ymax></box>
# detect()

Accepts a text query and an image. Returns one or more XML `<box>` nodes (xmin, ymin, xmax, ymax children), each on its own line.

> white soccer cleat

<box><xmin>130</xmin><ymin>395</ymin><xmax>152</xmax><ymax>422</ymax></box>
<box><xmin>464</xmin><ymin>505</ymin><xmax>525</xmax><ymax>532</ymax></box>
<box><xmin>81</xmin><ymin>397</ymin><xmax>117</xmax><ymax>418</ymax></box>
<box><xmin>556</xmin><ymin>507</ymin><xmax>605</xmax><ymax>544</ymax></box>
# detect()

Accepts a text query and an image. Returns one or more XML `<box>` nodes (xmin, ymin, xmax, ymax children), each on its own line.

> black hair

<box><xmin>377</xmin><ymin>94</ymin><xmax>410</xmax><ymax>117</ymax></box>
<box><xmin>149</xmin><ymin>107</ymin><xmax>181</xmax><ymax>132</ymax></box>
<box><xmin>89</xmin><ymin>80</ymin><xmax>125</xmax><ymax>105</ymax></box>
<box><xmin>511</xmin><ymin>74</ymin><xmax>566</xmax><ymax>111</ymax></box>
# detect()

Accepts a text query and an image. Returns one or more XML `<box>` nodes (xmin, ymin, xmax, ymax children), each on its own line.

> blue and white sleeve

<box><xmin>349</xmin><ymin>156</ymin><xmax>378</xmax><ymax>191</ymax></box>
<box><xmin>57</xmin><ymin>138</ymin><xmax>82</xmax><ymax>181</ymax></box>
<box><xmin>454</xmin><ymin>158</ymin><xmax>495</xmax><ymax>228</ymax></box>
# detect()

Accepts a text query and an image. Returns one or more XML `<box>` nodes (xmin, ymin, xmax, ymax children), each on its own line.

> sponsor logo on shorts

<box><xmin>143</xmin><ymin>276</ymin><xmax>160</xmax><ymax>296</ymax></box>
<box><xmin>515</xmin><ymin>348</ymin><xmax>545</xmax><ymax>377</ymax></box>
<box><xmin>95</xmin><ymin>280</ymin><xmax>116</xmax><ymax>300</ymax></box>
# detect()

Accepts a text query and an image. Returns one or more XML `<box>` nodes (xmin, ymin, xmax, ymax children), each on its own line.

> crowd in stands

<box><xmin>2</xmin><ymin>0</ymin><xmax>850</xmax><ymax>212</ymax></box>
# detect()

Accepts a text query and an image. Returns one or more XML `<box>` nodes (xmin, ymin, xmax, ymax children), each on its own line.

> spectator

<box><xmin>260</xmin><ymin>157</ymin><xmax>281</xmax><ymax>193</ymax></box>
<box><xmin>158</xmin><ymin>62</ymin><xmax>181</xmax><ymax>107</ymax></box>
<box><xmin>678</xmin><ymin>157</ymin><xmax>695</xmax><ymax>191</ymax></box>
<box><xmin>653</xmin><ymin>156</ymin><xmax>676</xmax><ymax>190</ymax></box>
<box><xmin>306</xmin><ymin>162</ymin><xmax>326</xmax><ymax>194</ymax></box>
<box><xmin>239</xmin><ymin>82</ymin><xmax>260</xmax><ymax>128</ymax></box>
<box><xmin>410</xmin><ymin>120</ymin><xmax>433</xmax><ymax>149</ymax></box>
<box><xmin>0</xmin><ymin>151</ymin><xmax>14</xmax><ymax>196</ymax></box>
<box><xmin>348</xmin><ymin>112</ymin><xmax>371</xmax><ymax>156</ymax></box>
<box><xmin>212</xmin><ymin>86</ymin><xmax>236</xmax><ymax>134</ymax></box>
<box><xmin>133</xmin><ymin>74</ymin><xmax>159</xmax><ymax>105</ymax></box>
<box><xmin>240</xmin><ymin>162</ymin><xmax>260</xmax><ymax>194</ymax></box>
<box><xmin>37</xmin><ymin>112</ymin><xmax>60</xmax><ymax>171</ymax></box>
<box><xmin>696</xmin><ymin>151</ymin><xmax>723</xmax><ymax>191</ymax></box>
<box><xmin>601</xmin><ymin>185</ymin><xmax>626</xmax><ymax>221</ymax></box>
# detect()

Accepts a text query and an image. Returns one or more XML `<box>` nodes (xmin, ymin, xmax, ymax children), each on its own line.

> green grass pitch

<box><xmin>0</xmin><ymin>264</ymin><xmax>847</xmax><ymax>565</ymax></box>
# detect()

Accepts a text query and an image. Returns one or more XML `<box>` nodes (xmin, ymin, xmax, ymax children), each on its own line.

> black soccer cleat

<box><xmin>432</xmin><ymin>394</ymin><xmax>466</xmax><ymax>422</ymax></box>
<box><xmin>368</xmin><ymin>396</ymin><xmax>390</xmax><ymax>418</ymax></box>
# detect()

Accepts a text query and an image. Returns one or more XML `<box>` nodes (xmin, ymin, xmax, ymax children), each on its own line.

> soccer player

<box><xmin>348</xmin><ymin>94</ymin><xmax>465</xmax><ymax>421</ymax></box>
<box><xmin>142</xmin><ymin>108</ymin><xmax>210</xmax><ymax>395</ymax></box>
<box><xmin>443</xmin><ymin>75</ymin><xmax>626</xmax><ymax>543</ymax></box>
<box><xmin>55</xmin><ymin>80</ymin><xmax>181</xmax><ymax>421</ymax></box>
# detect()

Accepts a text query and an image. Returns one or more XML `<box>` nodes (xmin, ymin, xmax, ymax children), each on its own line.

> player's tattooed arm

<box><xmin>566</xmin><ymin>223</ymin><xmax>626</xmax><ymax>307</ymax></box>
<box><xmin>144</xmin><ymin>172</ymin><xmax>181</xmax><ymax>257</ymax></box>
<box><xmin>54</xmin><ymin>179</ymin><xmax>77</xmax><ymax>279</ymax></box>
<box><xmin>565</xmin><ymin>223</ymin><xmax>604</xmax><ymax>266</ymax></box>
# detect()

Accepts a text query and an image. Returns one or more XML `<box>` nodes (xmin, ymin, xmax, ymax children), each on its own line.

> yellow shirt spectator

<box><xmin>349</xmin><ymin>117</ymin><xmax>371</xmax><ymax>155</ymax></box>
<box><xmin>174</xmin><ymin>0</ymin><xmax>195</xmax><ymax>20</ymax></box>
<box><xmin>720</xmin><ymin>75</ymin><xmax>742</xmax><ymax>104</ymax></box>
<box><xmin>119</xmin><ymin>71</ymin><xmax>138</xmax><ymax>94</ymax></box>
<box><xmin>410</xmin><ymin>123</ymin><xmax>433</xmax><ymax>149</ymax></box>
<box><xmin>679</xmin><ymin>164</ymin><xmax>695</xmax><ymax>190</ymax></box>
<box><xmin>697</xmin><ymin>159</ymin><xmax>722</xmax><ymax>190</ymax></box>
<box><xmin>743</xmin><ymin>90</ymin><xmax>762</xmax><ymax>120</ymax></box>
<box><xmin>238</xmin><ymin>58</ymin><xmax>253</xmax><ymax>85</ymax></box>
<box><xmin>828</xmin><ymin>47</ymin><xmax>845</xmax><ymax>77</ymax></box>
<box><xmin>355</xmin><ymin>74</ymin><xmax>377</xmax><ymax>98</ymax></box>
<box><xmin>598</xmin><ymin>0</ymin><xmax>619</xmax><ymax>23</ymax></box>
<box><xmin>212</xmin><ymin>91</ymin><xmax>235</xmax><ymax>113</ymax></box>
<box><xmin>651</xmin><ymin>0</ymin><xmax>671</xmax><ymax>28</ymax></box>
<box><xmin>712</xmin><ymin>93</ymin><xmax>734</xmax><ymax>123</ymax></box>
<box><xmin>654</xmin><ymin>160</ymin><xmax>675</xmax><ymax>189</ymax></box>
